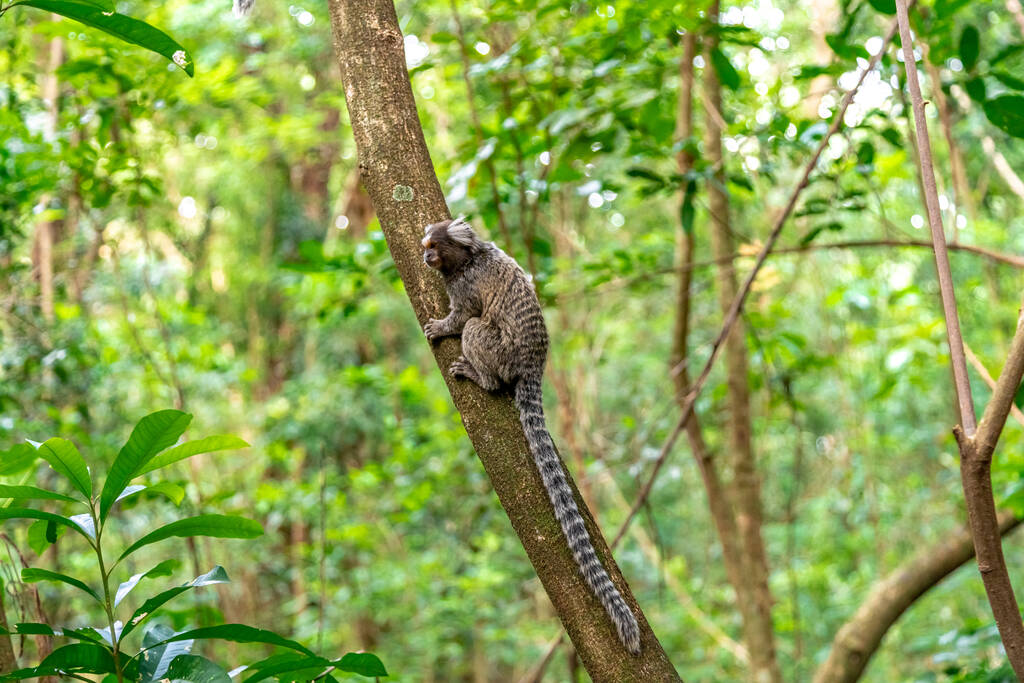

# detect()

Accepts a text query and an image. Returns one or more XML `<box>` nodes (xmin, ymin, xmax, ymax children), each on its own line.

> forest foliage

<box><xmin>1</xmin><ymin>0</ymin><xmax>1024</xmax><ymax>680</ymax></box>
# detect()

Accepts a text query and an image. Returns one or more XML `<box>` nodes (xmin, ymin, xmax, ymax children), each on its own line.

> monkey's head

<box><xmin>421</xmin><ymin>218</ymin><xmax>482</xmax><ymax>274</ymax></box>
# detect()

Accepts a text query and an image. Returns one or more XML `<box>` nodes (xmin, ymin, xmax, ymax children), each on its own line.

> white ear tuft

<box><xmin>446</xmin><ymin>217</ymin><xmax>478</xmax><ymax>248</ymax></box>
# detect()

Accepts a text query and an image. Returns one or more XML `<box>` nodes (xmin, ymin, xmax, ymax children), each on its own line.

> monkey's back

<box><xmin>458</xmin><ymin>245</ymin><xmax>549</xmax><ymax>377</ymax></box>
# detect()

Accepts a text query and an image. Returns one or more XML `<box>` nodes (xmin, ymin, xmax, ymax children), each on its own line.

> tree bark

<box><xmin>812</xmin><ymin>511</ymin><xmax>1023</xmax><ymax>683</ymax></box>
<box><xmin>703</xmin><ymin>7</ymin><xmax>781</xmax><ymax>682</ymax></box>
<box><xmin>325</xmin><ymin>1</ymin><xmax>680</xmax><ymax>679</ymax></box>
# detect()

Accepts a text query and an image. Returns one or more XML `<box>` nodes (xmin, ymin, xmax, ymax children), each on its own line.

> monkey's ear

<box><xmin>446</xmin><ymin>217</ymin><xmax>479</xmax><ymax>249</ymax></box>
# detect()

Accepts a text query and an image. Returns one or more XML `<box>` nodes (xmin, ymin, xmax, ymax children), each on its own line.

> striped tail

<box><xmin>514</xmin><ymin>374</ymin><xmax>641</xmax><ymax>655</ymax></box>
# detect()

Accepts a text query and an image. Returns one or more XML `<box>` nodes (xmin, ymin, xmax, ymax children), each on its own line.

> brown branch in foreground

<box><xmin>610</xmin><ymin>10</ymin><xmax>907</xmax><ymax>550</ymax></box>
<box><xmin>326</xmin><ymin>1</ymin><xmax>680</xmax><ymax>679</ymax></box>
<box><xmin>812</xmin><ymin>511</ymin><xmax>1023</xmax><ymax>683</ymax></box>
<box><xmin>896</xmin><ymin>0</ymin><xmax>1024</xmax><ymax>673</ymax></box>
<box><xmin>895</xmin><ymin>4</ymin><xmax>976</xmax><ymax>434</ymax></box>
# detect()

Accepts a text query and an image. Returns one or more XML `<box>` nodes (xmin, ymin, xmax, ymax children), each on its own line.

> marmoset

<box><xmin>421</xmin><ymin>217</ymin><xmax>641</xmax><ymax>655</ymax></box>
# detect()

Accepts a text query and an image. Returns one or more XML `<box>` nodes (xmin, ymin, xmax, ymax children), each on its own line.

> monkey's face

<box><xmin>422</xmin><ymin>220</ymin><xmax>474</xmax><ymax>273</ymax></box>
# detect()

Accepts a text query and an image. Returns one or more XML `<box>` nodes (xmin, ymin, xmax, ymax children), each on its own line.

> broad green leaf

<box><xmin>0</xmin><ymin>623</ymin><xmax>104</xmax><ymax>644</ymax></box>
<box><xmin>935</xmin><ymin>0</ymin><xmax>972</xmax><ymax>16</ymax></box>
<box><xmin>121</xmin><ymin>566</ymin><xmax>231</xmax><ymax>638</ymax></box>
<box><xmin>136</xmin><ymin>435</ymin><xmax>249</xmax><ymax>476</ymax></box>
<box><xmin>241</xmin><ymin>654</ymin><xmax>332</xmax><ymax>683</ymax></box>
<box><xmin>37</xmin><ymin>438</ymin><xmax>91</xmax><ymax>499</ymax></box>
<box><xmin>710</xmin><ymin>47</ymin><xmax>740</xmax><ymax>90</ymax></box>
<box><xmin>38</xmin><ymin>642</ymin><xmax>116</xmax><ymax>674</ymax></box>
<box><xmin>960</xmin><ymin>26</ymin><xmax>980</xmax><ymax>71</ymax></box>
<box><xmin>335</xmin><ymin>653</ymin><xmax>388</xmax><ymax>677</ymax></box>
<box><xmin>0</xmin><ymin>444</ymin><xmax>37</xmax><ymax>476</ymax></box>
<box><xmin>116</xmin><ymin>482</ymin><xmax>186</xmax><ymax>506</ymax></box>
<box><xmin>0</xmin><ymin>508</ymin><xmax>93</xmax><ymax>541</ymax></box>
<box><xmin>150</xmin><ymin>624</ymin><xmax>314</xmax><ymax>657</ymax></box>
<box><xmin>22</xmin><ymin>567</ymin><xmax>102</xmax><ymax>603</ymax></box>
<box><xmin>138</xmin><ymin>624</ymin><xmax>193</xmax><ymax>683</ymax></box>
<box><xmin>983</xmin><ymin>95</ymin><xmax>1024</xmax><ymax>138</ymax></box>
<box><xmin>867</xmin><ymin>0</ymin><xmax>895</xmax><ymax>14</ymax></box>
<box><xmin>10</xmin><ymin>1</ymin><xmax>195</xmax><ymax>76</ymax></box>
<box><xmin>163</xmin><ymin>654</ymin><xmax>231</xmax><ymax>683</ymax></box>
<box><xmin>965</xmin><ymin>77</ymin><xmax>986</xmax><ymax>102</ymax></box>
<box><xmin>114</xmin><ymin>558</ymin><xmax>181</xmax><ymax>607</ymax></box>
<box><xmin>0</xmin><ymin>484</ymin><xmax>79</xmax><ymax>503</ymax></box>
<box><xmin>100</xmin><ymin>409</ymin><xmax>192</xmax><ymax>520</ymax></box>
<box><xmin>120</xmin><ymin>515</ymin><xmax>262</xmax><ymax>560</ymax></box>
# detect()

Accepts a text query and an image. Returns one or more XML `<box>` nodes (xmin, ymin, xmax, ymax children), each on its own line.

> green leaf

<box><xmin>0</xmin><ymin>444</ymin><xmax>37</xmax><ymax>476</ymax></box>
<box><xmin>22</xmin><ymin>567</ymin><xmax>102</xmax><ymax>603</ymax></box>
<box><xmin>710</xmin><ymin>47</ymin><xmax>740</xmax><ymax>90</ymax></box>
<box><xmin>37</xmin><ymin>438</ymin><xmax>92</xmax><ymax>499</ymax></box>
<box><xmin>0</xmin><ymin>623</ymin><xmax>106</xmax><ymax>645</ymax></box>
<box><xmin>117</xmin><ymin>482</ymin><xmax>186</xmax><ymax>506</ymax></box>
<box><xmin>136</xmin><ymin>435</ymin><xmax>249</xmax><ymax>476</ymax></box>
<box><xmin>121</xmin><ymin>566</ymin><xmax>231</xmax><ymax>638</ymax></box>
<box><xmin>959</xmin><ymin>26</ymin><xmax>980</xmax><ymax>71</ymax></box>
<box><xmin>0</xmin><ymin>508</ymin><xmax>93</xmax><ymax>540</ymax></box>
<box><xmin>39</xmin><ymin>642</ymin><xmax>116</xmax><ymax>674</ymax></box>
<box><xmin>150</xmin><ymin>625</ymin><xmax>314</xmax><ymax>657</ymax></box>
<box><xmin>138</xmin><ymin>624</ymin><xmax>193</xmax><ymax>683</ymax></box>
<box><xmin>993</xmin><ymin>71</ymin><xmax>1024</xmax><ymax>91</ymax></box>
<box><xmin>11</xmin><ymin>1</ymin><xmax>195</xmax><ymax>76</ymax></box>
<box><xmin>100</xmin><ymin>409</ymin><xmax>192</xmax><ymax>520</ymax></box>
<box><xmin>867</xmin><ymin>0</ymin><xmax>895</xmax><ymax>14</ymax></box>
<box><xmin>27</xmin><ymin>520</ymin><xmax>65</xmax><ymax>555</ymax></box>
<box><xmin>163</xmin><ymin>654</ymin><xmax>232</xmax><ymax>683</ymax></box>
<box><xmin>965</xmin><ymin>77</ymin><xmax>986</xmax><ymax>102</ymax></box>
<box><xmin>983</xmin><ymin>95</ymin><xmax>1024</xmax><ymax>138</ymax></box>
<box><xmin>114</xmin><ymin>558</ymin><xmax>181</xmax><ymax>607</ymax></box>
<box><xmin>935</xmin><ymin>0</ymin><xmax>972</xmax><ymax>18</ymax></box>
<box><xmin>119</xmin><ymin>514</ymin><xmax>262</xmax><ymax>560</ymax></box>
<box><xmin>0</xmin><ymin>484</ymin><xmax>80</xmax><ymax>503</ymax></box>
<box><xmin>335</xmin><ymin>652</ymin><xmax>388</xmax><ymax>677</ymax></box>
<box><xmin>241</xmin><ymin>654</ymin><xmax>332</xmax><ymax>683</ymax></box>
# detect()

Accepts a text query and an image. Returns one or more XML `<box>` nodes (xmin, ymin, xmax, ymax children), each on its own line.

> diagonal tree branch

<box><xmin>812</xmin><ymin>511</ymin><xmax>1023</xmax><ymax>683</ymax></box>
<box><xmin>325</xmin><ymin>1</ymin><xmax>680</xmax><ymax>679</ymax></box>
<box><xmin>611</xmin><ymin>11</ymin><xmax>908</xmax><ymax>548</ymax></box>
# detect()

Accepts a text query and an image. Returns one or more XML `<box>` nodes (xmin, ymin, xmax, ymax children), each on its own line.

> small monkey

<box><xmin>421</xmin><ymin>217</ymin><xmax>641</xmax><ymax>655</ymax></box>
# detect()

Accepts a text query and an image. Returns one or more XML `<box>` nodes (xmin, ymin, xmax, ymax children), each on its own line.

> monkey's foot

<box><xmin>450</xmin><ymin>358</ymin><xmax>499</xmax><ymax>390</ymax></box>
<box><xmin>424</xmin><ymin>318</ymin><xmax>447</xmax><ymax>341</ymax></box>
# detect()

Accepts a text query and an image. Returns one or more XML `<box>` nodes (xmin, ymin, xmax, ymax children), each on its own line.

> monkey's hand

<box><xmin>424</xmin><ymin>318</ymin><xmax>449</xmax><ymax>341</ymax></box>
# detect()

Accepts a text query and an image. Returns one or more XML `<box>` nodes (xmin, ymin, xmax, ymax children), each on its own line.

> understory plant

<box><xmin>0</xmin><ymin>409</ymin><xmax>387</xmax><ymax>682</ymax></box>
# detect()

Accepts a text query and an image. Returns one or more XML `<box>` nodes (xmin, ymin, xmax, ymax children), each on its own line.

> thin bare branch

<box><xmin>964</xmin><ymin>342</ymin><xmax>1024</xmax><ymax>428</ymax></box>
<box><xmin>895</xmin><ymin>0</ymin><xmax>976</xmax><ymax>435</ymax></box>
<box><xmin>611</xmin><ymin>12</ymin><xmax>907</xmax><ymax>548</ymax></box>
<box><xmin>897</xmin><ymin>0</ymin><xmax>1024</xmax><ymax>671</ymax></box>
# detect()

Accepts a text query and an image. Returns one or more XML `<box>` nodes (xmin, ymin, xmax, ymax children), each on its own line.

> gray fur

<box><xmin>422</xmin><ymin>218</ymin><xmax>641</xmax><ymax>655</ymax></box>
<box><xmin>233</xmin><ymin>0</ymin><xmax>254</xmax><ymax>16</ymax></box>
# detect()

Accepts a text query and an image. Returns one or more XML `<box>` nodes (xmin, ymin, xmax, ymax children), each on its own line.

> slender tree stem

<box><xmin>894</xmin><ymin>0</ymin><xmax>1024</xmax><ymax>673</ymax></box>
<box><xmin>612</xmin><ymin>10</ymin><xmax>908</xmax><ymax>547</ymax></box>
<box><xmin>91</xmin><ymin>510</ymin><xmax>124</xmax><ymax>683</ymax></box>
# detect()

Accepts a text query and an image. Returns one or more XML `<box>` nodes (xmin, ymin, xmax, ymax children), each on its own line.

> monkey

<box><xmin>421</xmin><ymin>217</ymin><xmax>642</xmax><ymax>655</ymax></box>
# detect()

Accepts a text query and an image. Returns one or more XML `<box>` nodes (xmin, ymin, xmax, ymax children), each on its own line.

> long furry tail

<box><xmin>514</xmin><ymin>374</ymin><xmax>641</xmax><ymax>654</ymax></box>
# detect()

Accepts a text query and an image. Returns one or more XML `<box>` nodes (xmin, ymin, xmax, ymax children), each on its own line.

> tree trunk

<box><xmin>703</xmin><ymin>6</ymin><xmax>781</xmax><ymax>682</ymax></box>
<box><xmin>325</xmin><ymin>1</ymin><xmax>681</xmax><ymax>679</ymax></box>
<box><xmin>812</xmin><ymin>511</ymin><xmax>1023</xmax><ymax>683</ymax></box>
